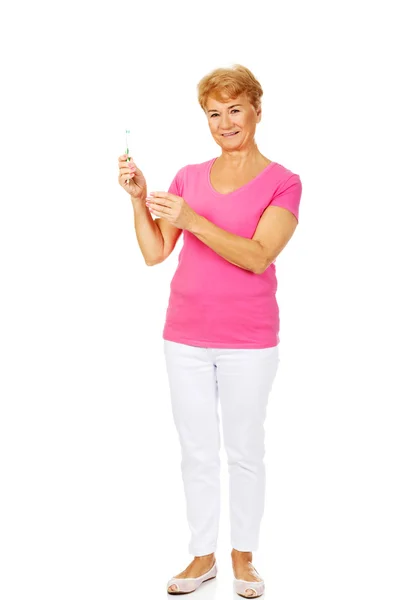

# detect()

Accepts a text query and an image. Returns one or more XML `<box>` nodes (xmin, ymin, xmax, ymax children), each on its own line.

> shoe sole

<box><xmin>167</xmin><ymin>575</ymin><xmax>217</xmax><ymax>595</ymax></box>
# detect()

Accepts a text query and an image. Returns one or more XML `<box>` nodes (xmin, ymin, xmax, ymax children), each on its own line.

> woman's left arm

<box><xmin>146</xmin><ymin>192</ymin><xmax>297</xmax><ymax>274</ymax></box>
<box><xmin>188</xmin><ymin>206</ymin><xmax>298</xmax><ymax>274</ymax></box>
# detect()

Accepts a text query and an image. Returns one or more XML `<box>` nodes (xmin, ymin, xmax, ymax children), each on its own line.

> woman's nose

<box><xmin>220</xmin><ymin>114</ymin><xmax>232</xmax><ymax>128</ymax></box>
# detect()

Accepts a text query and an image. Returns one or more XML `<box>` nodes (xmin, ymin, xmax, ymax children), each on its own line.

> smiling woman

<box><xmin>120</xmin><ymin>63</ymin><xmax>302</xmax><ymax>598</ymax></box>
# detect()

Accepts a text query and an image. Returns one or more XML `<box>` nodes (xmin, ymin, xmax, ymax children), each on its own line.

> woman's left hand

<box><xmin>145</xmin><ymin>192</ymin><xmax>197</xmax><ymax>230</ymax></box>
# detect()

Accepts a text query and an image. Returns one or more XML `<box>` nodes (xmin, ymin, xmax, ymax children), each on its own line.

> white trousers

<box><xmin>163</xmin><ymin>340</ymin><xmax>280</xmax><ymax>556</ymax></box>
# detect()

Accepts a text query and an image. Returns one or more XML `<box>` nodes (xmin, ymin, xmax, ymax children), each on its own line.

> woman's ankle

<box><xmin>231</xmin><ymin>548</ymin><xmax>253</xmax><ymax>560</ymax></box>
<box><xmin>194</xmin><ymin>552</ymin><xmax>215</xmax><ymax>561</ymax></box>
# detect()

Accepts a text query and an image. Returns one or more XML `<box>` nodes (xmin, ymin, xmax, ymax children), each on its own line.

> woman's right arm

<box><xmin>118</xmin><ymin>154</ymin><xmax>182</xmax><ymax>265</ymax></box>
<box><xmin>132</xmin><ymin>201</ymin><xmax>183</xmax><ymax>265</ymax></box>
<box><xmin>131</xmin><ymin>198</ymin><xmax>165</xmax><ymax>266</ymax></box>
<box><xmin>118</xmin><ymin>154</ymin><xmax>165</xmax><ymax>265</ymax></box>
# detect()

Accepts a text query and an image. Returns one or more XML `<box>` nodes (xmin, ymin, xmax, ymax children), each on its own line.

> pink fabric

<box><xmin>162</xmin><ymin>157</ymin><xmax>302</xmax><ymax>349</ymax></box>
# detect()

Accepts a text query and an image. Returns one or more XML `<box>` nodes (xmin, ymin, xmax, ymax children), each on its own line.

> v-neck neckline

<box><xmin>207</xmin><ymin>157</ymin><xmax>276</xmax><ymax>197</ymax></box>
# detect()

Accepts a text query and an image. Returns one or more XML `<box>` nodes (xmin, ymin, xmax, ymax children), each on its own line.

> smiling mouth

<box><xmin>222</xmin><ymin>131</ymin><xmax>239</xmax><ymax>137</ymax></box>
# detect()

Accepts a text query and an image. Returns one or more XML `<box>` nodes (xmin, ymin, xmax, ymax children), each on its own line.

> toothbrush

<box><xmin>125</xmin><ymin>129</ymin><xmax>131</xmax><ymax>185</ymax></box>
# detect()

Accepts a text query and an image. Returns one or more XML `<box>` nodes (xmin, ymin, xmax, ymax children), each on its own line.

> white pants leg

<box><xmin>163</xmin><ymin>340</ymin><xmax>221</xmax><ymax>557</ymax></box>
<box><xmin>215</xmin><ymin>345</ymin><xmax>280</xmax><ymax>551</ymax></box>
<box><xmin>163</xmin><ymin>340</ymin><xmax>279</xmax><ymax>556</ymax></box>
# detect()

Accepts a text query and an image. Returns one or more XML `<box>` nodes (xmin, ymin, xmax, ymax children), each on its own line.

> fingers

<box><xmin>121</xmin><ymin>171</ymin><xmax>135</xmax><ymax>181</ymax></box>
<box><xmin>118</xmin><ymin>155</ymin><xmax>137</xmax><ymax>177</ymax></box>
<box><xmin>121</xmin><ymin>163</ymin><xmax>136</xmax><ymax>171</ymax></box>
<box><xmin>118</xmin><ymin>155</ymin><xmax>137</xmax><ymax>163</ymax></box>
<box><xmin>118</xmin><ymin>156</ymin><xmax>137</xmax><ymax>166</ymax></box>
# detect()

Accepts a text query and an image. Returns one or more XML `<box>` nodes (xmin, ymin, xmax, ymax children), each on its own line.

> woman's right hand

<box><xmin>118</xmin><ymin>155</ymin><xmax>147</xmax><ymax>202</ymax></box>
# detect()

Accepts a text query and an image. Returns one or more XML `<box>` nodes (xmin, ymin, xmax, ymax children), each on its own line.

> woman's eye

<box><xmin>211</xmin><ymin>109</ymin><xmax>239</xmax><ymax>118</ymax></box>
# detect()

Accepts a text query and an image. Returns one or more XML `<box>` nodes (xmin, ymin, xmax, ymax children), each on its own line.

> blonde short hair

<box><xmin>197</xmin><ymin>64</ymin><xmax>263</xmax><ymax>113</ymax></box>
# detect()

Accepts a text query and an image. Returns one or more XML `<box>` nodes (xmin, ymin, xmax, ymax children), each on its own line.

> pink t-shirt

<box><xmin>162</xmin><ymin>157</ymin><xmax>302</xmax><ymax>349</ymax></box>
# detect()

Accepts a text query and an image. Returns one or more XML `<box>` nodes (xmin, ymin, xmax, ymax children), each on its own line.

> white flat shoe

<box><xmin>167</xmin><ymin>560</ymin><xmax>217</xmax><ymax>594</ymax></box>
<box><xmin>233</xmin><ymin>565</ymin><xmax>265</xmax><ymax>598</ymax></box>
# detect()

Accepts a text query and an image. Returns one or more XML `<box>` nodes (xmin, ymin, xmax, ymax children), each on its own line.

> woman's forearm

<box><xmin>187</xmin><ymin>213</ymin><xmax>265</xmax><ymax>274</ymax></box>
<box><xmin>131</xmin><ymin>198</ymin><xmax>164</xmax><ymax>265</ymax></box>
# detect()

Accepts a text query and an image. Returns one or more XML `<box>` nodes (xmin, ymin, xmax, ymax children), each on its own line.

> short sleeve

<box><xmin>269</xmin><ymin>174</ymin><xmax>302</xmax><ymax>222</ymax></box>
<box><xmin>168</xmin><ymin>166</ymin><xmax>186</xmax><ymax>197</ymax></box>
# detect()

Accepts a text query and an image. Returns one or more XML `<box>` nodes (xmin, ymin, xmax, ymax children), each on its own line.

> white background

<box><xmin>1</xmin><ymin>1</ymin><xmax>399</xmax><ymax>599</ymax></box>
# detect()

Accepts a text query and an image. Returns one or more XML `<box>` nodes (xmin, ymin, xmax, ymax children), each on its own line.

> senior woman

<box><xmin>118</xmin><ymin>64</ymin><xmax>302</xmax><ymax>598</ymax></box>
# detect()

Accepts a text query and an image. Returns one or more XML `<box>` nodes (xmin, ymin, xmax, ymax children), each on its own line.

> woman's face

<box><xmin>205</xmin><ymin>93</ymin><xmax>261</xmax><ymax>150</ymax></box>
